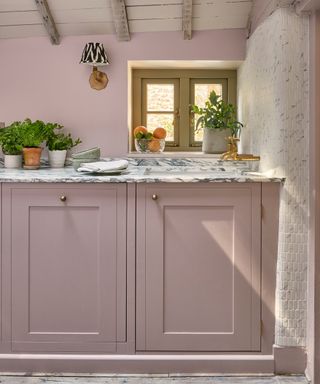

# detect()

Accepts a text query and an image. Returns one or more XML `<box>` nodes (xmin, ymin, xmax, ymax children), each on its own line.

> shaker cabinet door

<box><xmin>4</xmin><ymin>184</ymin><xmax>127</xmax><ymax>353</ymax></box>
<box><xmin>136</xmin><ymin>183</ymin><xmax>261</xmax><ymax>352</ymax></box>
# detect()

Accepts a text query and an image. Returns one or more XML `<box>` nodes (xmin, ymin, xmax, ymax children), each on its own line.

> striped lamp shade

<box><xmin>80</xmin><ymin>43</ymin><xmax>109</xmax><ymax>66</ymax></box>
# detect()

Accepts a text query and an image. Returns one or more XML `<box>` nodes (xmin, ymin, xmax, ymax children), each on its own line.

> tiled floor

<box><xmin>0</xmin><ymin>376</ymin><xmax>309</xmax><ymax>384</ymax></box>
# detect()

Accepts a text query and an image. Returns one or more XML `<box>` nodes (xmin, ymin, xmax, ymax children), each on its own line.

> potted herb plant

<box><xmin>192</xmin><ymin>90</ymin><xmax>243</xmax><ymax>154</ymax></box>
<box><xmin>0</xmin><ymin>125</ymin><xmax>23</xmax><ymax>169</ymax></box>
<box><xmin>17</xmin><ymin>119</ymin><xmax>60</xmax><ymax>169</ymax></box>
<box><xmin>47</xmin><ymin>132</ymin><xmax>81</xmax><ymax>168</ymax></box>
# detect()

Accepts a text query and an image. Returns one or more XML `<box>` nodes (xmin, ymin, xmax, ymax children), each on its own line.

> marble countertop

<box><xmin>0</xmin><ymin>158</ymin><xmax>284</xmax><ymax>183</ymax></box>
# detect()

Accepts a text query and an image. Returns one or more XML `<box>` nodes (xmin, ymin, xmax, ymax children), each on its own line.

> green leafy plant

<box><xmin>47</xmin><ymin>132</ymin><xmax>81</xmax><ymax>151</ymax></box>
<box><xmin>11</xmin><ymin>119</ymin><xmax>62</xmax><ymax>148</ymax></box>
<box><xmin>0</xmin><ymin>126</ymin><xmax>23</xmax><ymax>155</ymax></box>
<box><xmin>0</xmin><ymin>126</ymin><xmax>9</xmax><ymax>138</ymax></box>
<box><xmin>191</xmin><ymin>90</ymin><xmax>243</xmax><ymax>138</ymax></box>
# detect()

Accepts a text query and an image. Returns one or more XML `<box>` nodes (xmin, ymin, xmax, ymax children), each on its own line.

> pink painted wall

<box><xmin>0</xmin><ymin>30</ymin><xmax>246</xmax><ymax>156</ymax></box>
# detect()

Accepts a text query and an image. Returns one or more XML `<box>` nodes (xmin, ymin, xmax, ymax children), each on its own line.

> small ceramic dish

<box><xmin>71</xmin><ymin>147</ymin><xmax>101</xmax><ymax>160</ymax></box>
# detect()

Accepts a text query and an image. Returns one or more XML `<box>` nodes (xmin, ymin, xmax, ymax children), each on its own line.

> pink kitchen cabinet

<box><xmin>2</xmin><ymin>183</ymin><xmax>129</xmax><ymax>353</ymax></box>
<box><xmin>0</xmin><ymin>181</ymin><xmax>280</xmax><ymax>370</ymax></box>
<box><xmin>136</xmin><ymin>183</ymin><xmax>262</xmax><ymax>352</ymax></box>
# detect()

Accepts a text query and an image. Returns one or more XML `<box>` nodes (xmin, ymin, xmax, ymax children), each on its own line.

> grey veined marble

<box><xmin>0</xmin><ymin>375</ymin><xmax>308</xmax><ymax>384</ymax></box>
<box><xmin>0</xmin><ymin>158</ymin><xmax>284</xmax><ymax>184</ymax></box>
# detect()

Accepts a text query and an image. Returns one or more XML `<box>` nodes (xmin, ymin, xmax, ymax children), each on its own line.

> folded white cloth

<box><xmin>77</xmin><ymin>160</ymin><xmax>129</xmax><ymax>173</ymax></box>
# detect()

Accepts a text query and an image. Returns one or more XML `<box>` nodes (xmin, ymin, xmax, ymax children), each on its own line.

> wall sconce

<box><xmin>80</xmin><ymin>42</ymin><xmax>109</xmax><ymax>91</ymax></box>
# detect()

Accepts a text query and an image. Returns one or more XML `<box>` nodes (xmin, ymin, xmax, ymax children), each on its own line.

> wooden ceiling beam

<box><xmin>34</xmin><ymin>0</ymin><xmax>60</xmax><ymax>45</ymax></box>
<box><xmin>182</xmin><ymin>0</ymin><xmax>193</xmax><ymax>40</ymax></box>
<box><xmin>295</xmin><ymin>0</ymin><xmax>320</xmax><ymax>13</ymax></box>
<box><xmin>110</xmin><ymin>0</ymin><xmax>130</xmax><ymax>41</ymax></box>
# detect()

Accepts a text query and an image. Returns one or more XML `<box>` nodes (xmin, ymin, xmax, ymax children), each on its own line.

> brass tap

<box><xmin>221</xmin><ymin>136</ymin><xmax>240</xmax><ymax>160</ymax></box>
<box><xmin>221</xmin><ymin>137</ymin><xmax>260</xmax><ymax>161</ymax></box>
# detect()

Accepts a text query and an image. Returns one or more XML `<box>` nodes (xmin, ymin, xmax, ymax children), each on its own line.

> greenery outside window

<box><xmin>132</xmin><ymin>69</ymin><xmax>237</xmax><ymax>152</ymax></box>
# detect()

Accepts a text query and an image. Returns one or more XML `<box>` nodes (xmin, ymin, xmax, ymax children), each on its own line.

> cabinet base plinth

<box><xmin>273</xmin><ymin>345</ymin><xmax>307</xmax><ymax>374</ymax></box>
<box><xmin>0</xmin><ymin>354</ymin><xmax>274</xmax><ymax>374</ymax></box>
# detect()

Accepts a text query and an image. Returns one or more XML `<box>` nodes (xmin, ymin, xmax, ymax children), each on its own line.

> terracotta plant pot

<box><xmin>23</xmin><ymin>147</ymin><xmax>42</xmax><ymax>170</ymax></box>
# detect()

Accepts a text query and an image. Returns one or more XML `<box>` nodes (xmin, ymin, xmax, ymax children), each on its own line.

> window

<box><xmin>132</xmin><ymin>69</ymin><xmax>237</xmax><ymax>152</ymax></box>
<box><xmin>143</xmin><ymin>80</ymin><xmax>179</xmax><ymax>144</ymax></box>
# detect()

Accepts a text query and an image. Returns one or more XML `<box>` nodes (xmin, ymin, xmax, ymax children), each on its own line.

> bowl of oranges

<box><xmin>134</xmin><ymin>126</ymin><xmax>167</xmax><ymax>153</ymax></box>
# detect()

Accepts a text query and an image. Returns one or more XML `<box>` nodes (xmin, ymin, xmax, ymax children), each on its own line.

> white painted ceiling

<box><xmin>0</xmin><ymin>0</ymin><xmax>253</xmax><ymax>40</ymax></box>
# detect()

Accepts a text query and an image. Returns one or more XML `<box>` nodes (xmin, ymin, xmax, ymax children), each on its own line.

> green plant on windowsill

<box><xmin>191</xmin><ymin>90</ymin><xmax>243</xmax><ymax>138</ymax></box>
<box><xmin>191</xmin><ymin>90</ymin><xmax>243</xmax><ymax>154</ymax></box>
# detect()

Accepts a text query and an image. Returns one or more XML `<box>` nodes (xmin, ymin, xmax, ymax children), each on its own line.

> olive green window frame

<box><xmin>142</xmin><ymin>79</ymin><xmax>180</xmax><ymax>147</ymax></box>
<box><xmin>132</xmin><ymin>69</ymin><xmax>237</xmax><ymax>152</ymax></box>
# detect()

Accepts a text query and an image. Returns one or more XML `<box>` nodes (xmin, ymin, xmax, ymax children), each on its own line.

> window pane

<box><xmin>147</xmin><ymin>84</ymin><xmax>174</xmax><ymax>112</ymax></box>
<box><xmin>193</xmin><ymin>84</ymin><xmax>223</xmax><ymax>142</ymax></box>
<box><xmin>147</xmin><ymin>113</ymin><xmax>174</xmax><ymax>141</ymax></box>
<box><xmin>194</xmin><ymin>83</ymin><xmax>222</xmax><ymax>107</ymax></box>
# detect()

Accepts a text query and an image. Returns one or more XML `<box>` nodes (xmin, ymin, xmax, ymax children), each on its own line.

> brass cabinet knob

<box><xmin>152</xmin><ymin>194</ymin><xmax>158</xmax><ymax>201</ymax></box>
<box><xmin>60</xmin><ymin>195</ymin><xmax>67</xmax><ymax>202</ymax></box>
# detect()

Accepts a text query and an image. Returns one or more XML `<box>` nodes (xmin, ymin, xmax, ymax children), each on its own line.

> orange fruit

<box><xmin>134</xmin><ymin>126</ymin><xmax>148</xmax><ymax>138</ymax></box>
<box><xmin>153</xmin><ymin>127</ymin><xmax>167</xmax><ymax>139</ymax></box>
<box><xmin>148</xmin><ymin>139</ymin><xmax>161</xmax><ymax>152</ymax></box>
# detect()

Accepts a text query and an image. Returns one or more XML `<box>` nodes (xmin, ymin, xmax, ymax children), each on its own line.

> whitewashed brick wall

<box><xmin>238</xmin><ymin>8</ymin><xmax>309</xmax><ymax>347</ymax></box>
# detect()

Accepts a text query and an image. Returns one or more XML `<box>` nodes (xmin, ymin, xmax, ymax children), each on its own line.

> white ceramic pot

<box><xmin>202</xmin><ymin>128</ymin><xmax>230</xmax><ymax>154</ymax></box>
<box><xmin>4</xmin><ymin>154</ymin><xmax>22</xmax><ymax>169</ymax></box>
<box><xmin>48</xmin><ymin>150</ymin><xmax>67</xmax><ymax>168</ymax></box>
